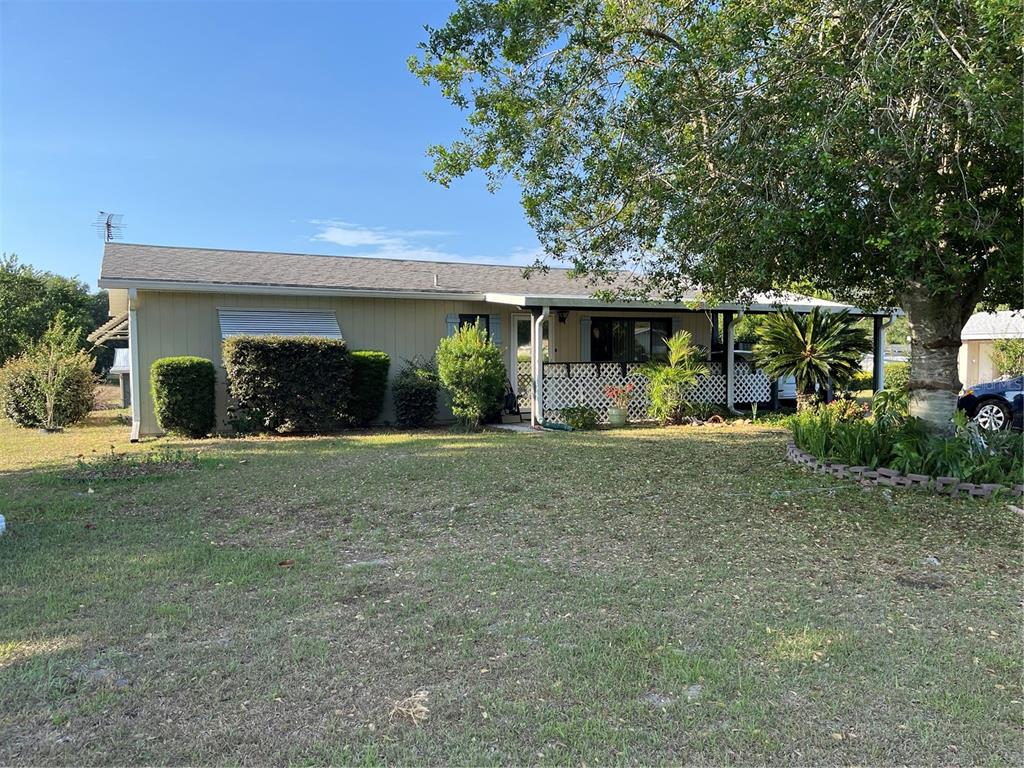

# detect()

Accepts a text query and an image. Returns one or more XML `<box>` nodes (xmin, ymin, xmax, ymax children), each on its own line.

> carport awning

<box><xmin>87</xmin><ymin>312</ymin><xmax>129</xmax><ymax>344</ymax></box>
<box><xmin>217</xmin><ymin>308</ymin><xmax>343</xmax><ymax>339</ymax></box>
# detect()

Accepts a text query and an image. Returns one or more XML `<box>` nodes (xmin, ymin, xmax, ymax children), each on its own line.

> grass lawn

<box><xmin>2</xmin><ymin>394</ymin><xmax>1022</xmax><ymax>765</ymax></box>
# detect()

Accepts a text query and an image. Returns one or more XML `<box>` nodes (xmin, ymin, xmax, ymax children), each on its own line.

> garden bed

<box><xmin>787</xmin><ymin>442</ymin><xmax>1024</xmax><ymax>499</ymax></box>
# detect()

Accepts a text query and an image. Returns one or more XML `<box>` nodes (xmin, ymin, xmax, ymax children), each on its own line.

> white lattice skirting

<box><xmin>533</xmin><ymin>361</ymin><xmax>771</xmax><ymax>422</ymax></box>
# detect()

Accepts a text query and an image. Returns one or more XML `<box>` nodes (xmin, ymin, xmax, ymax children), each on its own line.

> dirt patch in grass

<box><xmin>61</xmin><ymin>447</ymin><xmax>203</xmax><ymax>482</ymax></box>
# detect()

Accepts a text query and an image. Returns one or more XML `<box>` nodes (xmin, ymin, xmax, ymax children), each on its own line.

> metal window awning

<box><xmin>217</xmin><ymin>308</ymin><xmax>343</xmax><ymax>339</ymax></box>
<box><xmin>87</xmin><ymin>312</ymin><xmax>130</xmax><ymax>344</ymax></box>
<box><xmin>109</xmin><ymin>347</ymin><xmax>130</xmax><ymax>374</ymax></box>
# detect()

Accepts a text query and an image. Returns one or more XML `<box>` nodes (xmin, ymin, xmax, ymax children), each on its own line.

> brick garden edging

<box><xmin>786</xmin><ymin>442</ymin><xmax>1024</xmax><ymax>500</ymax></box>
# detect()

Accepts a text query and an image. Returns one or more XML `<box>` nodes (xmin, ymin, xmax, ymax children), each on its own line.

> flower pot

<box><xmin>607</xmin><ymin>406</ymin><xmax>628</xmax><ymax>427</ymax></box>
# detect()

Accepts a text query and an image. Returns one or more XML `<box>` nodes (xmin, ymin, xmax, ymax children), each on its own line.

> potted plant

<box><xmin>604</xmin><ymin>383</ymin><xmax>634</xmax><ymax>427</ymax></box>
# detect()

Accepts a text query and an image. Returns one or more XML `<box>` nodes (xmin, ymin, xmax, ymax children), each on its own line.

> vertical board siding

<box><xmin>135</xmin><ymin>291</ymin><xmax>514</xmax><ymax>435</ymax></box>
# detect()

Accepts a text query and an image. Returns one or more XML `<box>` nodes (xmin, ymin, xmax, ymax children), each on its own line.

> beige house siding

<box><xmin>107</xmin><ymin>288</ymin><xmax>129</xmax><ymax>316</ymax></box>
<box><xmin>959</xmin><ymin>340</ymin><xmax>998</xmax><ymax>389</ymax></box>
<box><xmin>133</xmin><ymin>290</ymin><xmax>513</xmax><ymax>435</ymax></box>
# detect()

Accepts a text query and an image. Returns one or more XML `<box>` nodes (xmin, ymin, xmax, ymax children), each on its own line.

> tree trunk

<box><xmin>901</xmin><ymin>282</ymin><xmax>978</xmax><ymax>434</ymax></box>
<box><xmin>795</xmin><ymin>385</ymin><xmax>817</xmax><ymax>411</ymax></box>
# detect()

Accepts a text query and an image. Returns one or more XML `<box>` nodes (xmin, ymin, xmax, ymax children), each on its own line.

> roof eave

<box><xmin>97</xmin><ymin>277</ymin><xmax>486</xmax><ymax>302</ymax></box>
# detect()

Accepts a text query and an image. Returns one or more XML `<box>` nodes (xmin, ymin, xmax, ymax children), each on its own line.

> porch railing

<box><xmin>525</xmin><ymin>360</ymin><xmax>770</xmax><ymax>423</ymax></box>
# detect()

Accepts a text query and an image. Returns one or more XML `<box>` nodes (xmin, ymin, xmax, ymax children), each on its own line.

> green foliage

<box><xmin>436</xmin><ymin>322</ymin><xmax>506</xmax><ymax>427</ymax></box>
<box><xmin>0</xmin><ymin>253</ymin><xmax>110</xmax><ymax>370</ymax></box>
<box><xmin>640</xmin><ymin>330</ymin><xmax>709</xmax><ymax>424</ymax></box>
<box><xmin>413</xmin><ymin>0</ymin><xmax>1022</xmax><ymax>431</ymax></box>
<box><xmin>791</xmin><ymin>391</ymin><xmax>1022</xmax><ymax>485</ymax></box>
<box><xmin>849</xmin><ymin>361</ymin><xmax>911</xmax><ymax>393</ymax></box>
<box><xmin>150</xmin><ymin>357</ymin><xmax>216</xmax><ymax>438</ymax></box>
<box><xmin>991</xmin><ymin>338</ymin><xmax>1024</xmax><ymax>377</ymax></box>
<box><xmin>0</xmin><ymin>313</ymin><xmax>95</xmax><ymax>429</ymax></box>
<box><xmin>754</xmin><ymin>309</ymin><xmax>871</xmax><ymax>401</ymax></box>
<box><xmin>347</xmin><ymin>350</ymin><xmax>391</xmax><ymax>426</ymax></box>
<box><xmin>561</xmin><ymin>404</ymin><xmax>599</xmax><ymax>431</ymax></box>
<box><xmin>222</xmin><ymin>335</ymin><xmax>352</xmax><ymax>434</ymax></box>
<box><xmin>392</xmin><ymin>357</ymin><xmax>440</xmax><ymax>428</ymax></box>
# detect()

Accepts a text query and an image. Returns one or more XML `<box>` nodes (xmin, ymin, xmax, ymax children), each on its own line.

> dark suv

<box><xmin>957</xmin><ymin>376</ymin><xmax>1024</xmax><ymax>431</ymax></box>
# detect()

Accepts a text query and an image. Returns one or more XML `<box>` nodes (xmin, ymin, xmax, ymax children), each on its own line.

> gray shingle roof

<box><xmin>99</xmin><ymin>242</ymin><xmax>631</xmax><ymax>297</ymax></box>
<box><xmin>961</xmin><ymin>311</ymin><xmax>1024</xmax><ymax>340</ymax></box>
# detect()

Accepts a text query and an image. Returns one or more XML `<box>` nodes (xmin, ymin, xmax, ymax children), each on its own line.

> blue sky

<box><xmin>0</xmin><ymin>0</ymin><xmax>538</xmax><ymax>287</ymax></box>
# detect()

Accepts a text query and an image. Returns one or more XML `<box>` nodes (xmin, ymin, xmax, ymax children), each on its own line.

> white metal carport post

<box><xmin>531</xmin><ymin>306</ymin><xmax>549</xmax><ymax>427</ymax></box>
<box><xmin>127</xmin><ymin>288</ymin><xmax>142</xmax><ymax>442</ymax></box>
<box><xmin>725</xmin><ymin>310</ymin><xmax>743</xmax><ymax>413</ymax></box>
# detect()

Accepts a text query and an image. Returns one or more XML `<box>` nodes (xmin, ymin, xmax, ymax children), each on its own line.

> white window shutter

<box><xmin>580</xmin><ymin>316</ymin><xmax>591</xmax><ymax>361</ymax></box>
<box><xmin>446</xmin><ymin>313</ymin><xmax>459</xmax><ymax>336</ymax></box>
<box><xmin>488</xmin><ymin>314</ymin><xmax>502</xmax><ymax>346</ymax></box>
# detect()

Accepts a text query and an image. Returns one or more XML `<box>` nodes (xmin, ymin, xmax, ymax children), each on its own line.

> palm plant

<box><xmin>753</xmin><ymin>308</ymin><xmax>871</xmax><ymax>410</ymax></box>
<box><xmin>640</xmin><ymin>330</ymin><xmax>709</xmax><ymax>424</ymax></box>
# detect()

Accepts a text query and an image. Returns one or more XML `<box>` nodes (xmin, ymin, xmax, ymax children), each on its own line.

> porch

<box><xmin>495</xmin><ymin>300</ymin><xmax>892</xmax><ymax>427</ymax></box>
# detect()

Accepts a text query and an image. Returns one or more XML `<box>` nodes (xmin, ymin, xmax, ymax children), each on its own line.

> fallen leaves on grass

<box><xmin>389</xmin><ymin>690</ymin><xmax>429</xmax><ymax>726</ymax></box>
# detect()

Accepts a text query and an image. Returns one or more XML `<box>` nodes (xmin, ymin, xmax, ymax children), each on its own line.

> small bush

<box><xmin>223</xmin><ymin>335</ymin><xmax>352</xmax><ymax>433</ymax></box>
<box><xmin>436</xmin><ymin>322</ymin><xmax>506</xmax><ymax>427</ymax></box>
<box><xmin>849</xmin><ymin>362</ymin><xmax>910</xmax><ymax>392</ymax></box>
<box><xmin>0</xmin><ymin>314</ymin><xmax>95</xmax><ymax>429</ymax></box>
<box><xmin>151</xmin><ymin>356</ymin><xmax>216</xmax><ymax>438</ymax></box>
<box><xmin>561</xmin><ymin>404</ymin><xmax>599</xmax><ymax>430</ymax></box>
<box><xmin>347</xmin><ymin>350</ymin><xmax>390</xmax><ymax>426</ymax></box>
<box><xmin>991</xmin><ymin>338</ymin><xmax>1024</xmax><ymax>378</ymax></box>
<box><xmin>393</xmin><ymin>357</ymin><xmax>439</xmax><ymax>428</ymax></box>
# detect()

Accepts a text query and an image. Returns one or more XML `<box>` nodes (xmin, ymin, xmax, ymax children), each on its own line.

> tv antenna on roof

<box><xmin>94</xmin><ymin>211</ymin><xmax>125</xmax><ymax>242</ymax></box>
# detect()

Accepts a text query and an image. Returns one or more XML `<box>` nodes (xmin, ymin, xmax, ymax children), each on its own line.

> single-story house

<box><xmin>959</xmin><ymin>311</ymin><xmax>1024</xmax><ymax>388</ymax></box>
<box><xmin>96</xmin><ymin>242</ymin><xmax>894</xmax><ymax>439</ymax></box>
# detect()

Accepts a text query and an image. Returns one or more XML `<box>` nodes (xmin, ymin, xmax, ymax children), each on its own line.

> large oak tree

<box><xmin>411</xmin><ymin>0</ymin><xmax>1022</xmax><ymax>431</ymax></box>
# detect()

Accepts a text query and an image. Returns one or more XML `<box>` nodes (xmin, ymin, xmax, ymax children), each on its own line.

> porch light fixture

<box><xmin>556</xmin><ymin>310</ymin><xmax>570</xmax><ymax>324</ymax></box>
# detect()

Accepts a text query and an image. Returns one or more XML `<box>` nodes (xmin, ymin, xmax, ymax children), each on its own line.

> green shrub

<box><xmin>0</xmin><ymin>314</ymin><xmax>95</xmax><ymax>429</ymax></box>
<box><xmin>640</xmin><ymin>330</ymin><xmax>709</xmax><ymax>424</ymax></box>
<box><xmin>849</xmin><ymin>362</ymin><xmax>910</xmax><ymax>393</ymax></box>
<box><xmin>222</xmin><ymin>335</ymin><xmax>352</xmax><ymax>433</ymax></box>
<box><xmin>436</xmin><ymin>321</ymin><xmax>506</xmax><ymax>427</ymax></box>
<box><xmin>561</xmin><ymin>404</ymin><xmax>599</xmax><ymax>430</ymax></box>
<box><xmin>991</xmin><ymin>338</ymin><xmax>1024</xmax><ymax>378</ymax></box>
<box><xmin>150</xmin><ymin>356</ymin><xmax>216</xmax><ymax>438</ymax></box>
<box><xmin>392</xmin><ymin>357</ymin><xmax>439</xmax><ymax>428</ymax></box>
<box><xmin>348</xmin><ymin>350</ymin><xmax>390</xmax><ymax>426</ymax></box>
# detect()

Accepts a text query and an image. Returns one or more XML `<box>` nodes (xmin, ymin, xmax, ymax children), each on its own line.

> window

<box><xmin>590</xmin><ymin>318</ymin><xmax>672</xmax><ymax>362</ymax></box>
<box><xmin>458</xmin><ymin>314</ymin><xmax>490</xmax><ymax>333</ymax></box>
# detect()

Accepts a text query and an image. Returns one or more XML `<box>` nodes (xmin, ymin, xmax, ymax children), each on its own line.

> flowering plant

<box><xmin>604</xmin><ymin>383</ymin><xmax>635</xmax><ymax>409</ymax></box>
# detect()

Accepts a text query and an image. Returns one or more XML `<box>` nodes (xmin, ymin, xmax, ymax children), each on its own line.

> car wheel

<box><xmin>973</xmin><ymin>400</ymin><xmax>1010</xmax><ymax>431</ymax></box>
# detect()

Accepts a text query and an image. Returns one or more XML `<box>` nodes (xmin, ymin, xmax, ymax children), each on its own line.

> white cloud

<box><xmin>308</xmin><ymin>219</ymin><xmax>538</xmax><ymax>266</ymax></box>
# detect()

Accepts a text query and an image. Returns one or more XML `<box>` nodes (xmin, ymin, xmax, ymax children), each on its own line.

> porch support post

<box><xmin>531</xmin><ymin>306</ymin><xmax>549</xmax><ymax>427</ymax></box>
<box><xmin>872</xmin><ymin>315</ymin><xmax>885</xmax><ymax>393</ymax></box>
<box><xmin>127</xmin><ymin>288</ymin><xmax>142</xmax><ymax>442</ymax></box>
<box><xmin>710</xmin><ymin>311</ymin><xmax>719</xmax><ymax>351</ymax></box>
<box><xmin>724</xmin><ymin>311</ymin><xmax>736</xmax><ymax>412</ymax></box>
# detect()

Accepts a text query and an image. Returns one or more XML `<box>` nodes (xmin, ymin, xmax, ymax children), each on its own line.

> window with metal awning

<box><xmin>217</xmin><ymin>309</ymin><xmax>343</xmax><ymax>339</ymax></box>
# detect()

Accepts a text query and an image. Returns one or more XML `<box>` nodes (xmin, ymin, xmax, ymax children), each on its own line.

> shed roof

<box><xmin>98</xmin><ymin>242</ymin><xmax>877</xmax><ymax>314</ymax></box>
<box><xmin>961</xmin><ymin>311</ymin><xmax>1024</xmax><ymax>340</ymax></box>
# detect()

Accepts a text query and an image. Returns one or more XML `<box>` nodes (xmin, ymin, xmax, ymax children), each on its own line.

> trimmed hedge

<box><xmin>0</xmin><ymin>353</ymin><xmax>95</xmax><ymax>428</ymax></box>
<box><xmin>348</xmin><ymin>350</ymin><xmax>390</xmax><ymax>426</ymax></box>
<box><xmin>393</xmin><ymin>357</ymin><xmax>439</xmax><ymax>428</ymax></box>
<box><xmin>222</xmin><ymin>335</ymin><xmax>352</xmax><ymax>433</ymax></box>
<box><xmin>151</xmin><ymin>356</ymin><xmax>216</xmax><ymax>438</ymax></box>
